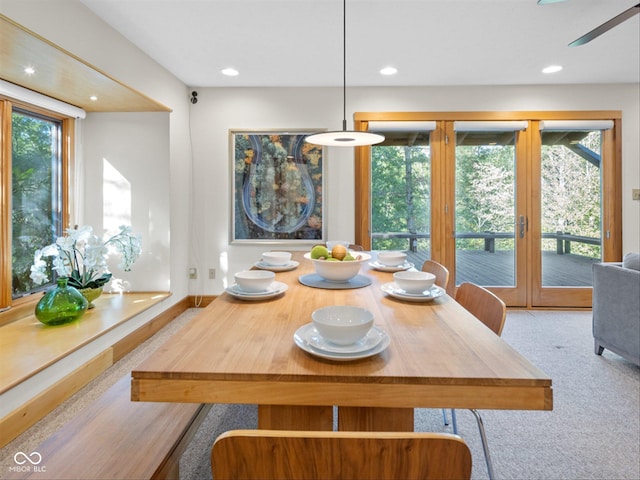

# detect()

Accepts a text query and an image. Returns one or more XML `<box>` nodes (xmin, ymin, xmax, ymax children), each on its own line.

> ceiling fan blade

<box><xmin>569</xmin><ymin>3</ymin><xmax>639</xmax><ymax>47</ymax></box>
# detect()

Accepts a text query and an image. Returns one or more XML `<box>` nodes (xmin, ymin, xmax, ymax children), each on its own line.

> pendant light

<box><xmin>305</xmin><ymin>0</ymin><xmax>385</xmax><ymax>147</ymax></box>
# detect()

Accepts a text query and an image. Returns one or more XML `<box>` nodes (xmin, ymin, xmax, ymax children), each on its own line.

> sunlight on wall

<box><xmin>220</xmin><ymin>251</ymin><xmax>229</xmax><ymax>289</ymax></box>
<box><xmin>103</xmin><ymin>158</ymin><xmax>131</xmax><ymax>229</ymax></box>
<box><xmin>103</xmin><ymin>158</ymin><xmax>132</xmax><ymax>292</ymax></box>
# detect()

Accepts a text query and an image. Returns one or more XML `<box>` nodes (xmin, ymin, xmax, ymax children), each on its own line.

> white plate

<box><xmin>369</xmin><ymin>261</ymin><xmax>414</xmax><ymax>272</ymax></box>
<box><xmin>381</xmin><ymin>283</ymin><xmax>445</xmax><ymax>302</ymax></box>
<box><xmin>254</xmin><ymin>260</ymin><xmax>299</xmax><ymax>272</ymax></box>
<box><xmin>305</xmin><ymin>325</ymin><xmax>383</xmax><ymax>354</ymax></box>
<box><xmin>225</xmin><ymin>281</ymin><xmax>288</xmax><ymax>300</ymax></box>
<box><xmin>294</xmin><ymin>324</ymin><xmax>390</xmax><ymax>361</ymax></box>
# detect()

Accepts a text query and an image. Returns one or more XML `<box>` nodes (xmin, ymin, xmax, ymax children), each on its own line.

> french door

<box><xmin>355</xmin><ymin>112</ymin><xmax>622</xmax><ymax>308</ymax></box>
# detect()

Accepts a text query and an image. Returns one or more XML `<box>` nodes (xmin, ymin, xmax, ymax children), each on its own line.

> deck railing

<box><xmin>372</xmin><ymin>231</ymin><xmax>600</xmax><ymax>254</ymax></box>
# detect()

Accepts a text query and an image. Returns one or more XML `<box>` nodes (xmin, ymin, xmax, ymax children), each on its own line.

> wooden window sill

<box><xmin>0</xmin><ymin>292</ymin><xmax>170</xmax><ymax>394</ymax></box>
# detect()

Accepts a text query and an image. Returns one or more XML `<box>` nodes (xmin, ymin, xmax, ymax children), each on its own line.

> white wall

<box><xmin>82</xmin><ymin>113</ymin><xmax>171</xmax><ymax>292</ymax></box>
<box><xmin>190</xmin><ymin>85</ymin><xmax>640</xmax><ymax>294</ymax></box>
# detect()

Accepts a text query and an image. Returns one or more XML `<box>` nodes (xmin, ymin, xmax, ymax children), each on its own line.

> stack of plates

<box><xmin>293</xmin><ymin>324</ymin><xmax>389</xmax><ymax>361</ymax></box>
<box><xmin>381</xmin><ymin>283</ymin><xmax>445</xmax><ymax>302</ymax></box>
<box><xmin>369</xmin><ymin>261</ymin><xmax>414</xmax><ymax>272</ymax></box>
<box><xmin>253</xmin><ymin>260</ymin><xmax>299</xmax><ymax>272</ymax></box>
<box><xmin>225</xmin><ymin>281</ymin><xmax>288</xmax><ymax>300</ymax></box>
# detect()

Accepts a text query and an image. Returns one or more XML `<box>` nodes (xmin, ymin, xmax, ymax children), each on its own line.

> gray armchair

<box><xmin>592</xmin><ymin>253</ymin><xmax>640</xmax><ymax>366</ymax></box>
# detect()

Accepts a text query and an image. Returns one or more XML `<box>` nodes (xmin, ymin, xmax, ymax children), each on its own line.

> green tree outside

<box><xmin>11</xmin><ymin>110</ymin><xmax>61</xmax><ymax>297</ymax></box>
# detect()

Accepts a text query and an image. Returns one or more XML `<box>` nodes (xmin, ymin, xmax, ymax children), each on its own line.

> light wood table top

<box><xmin>132</xmin><ymin>252</ymin><xmax>552</xmax><ymax>431</ymax></box>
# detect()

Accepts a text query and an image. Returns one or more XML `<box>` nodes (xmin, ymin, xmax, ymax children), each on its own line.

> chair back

<box><xmin>211</xmin><ymin>429</ymin><xmax>472</xmax><ymax>480</ymax></box>
<box><xmin>455</xmin><ymin>282</ymin><xmax>506</xmax><ymax>336</ymax></box>
<box><xmin>421</xmin><ymin>259</ymin><xmax>453</xmax><ymax>296</ymax></box>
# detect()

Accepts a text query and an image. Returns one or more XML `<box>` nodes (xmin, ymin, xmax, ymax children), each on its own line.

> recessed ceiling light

<box><xmin>380</xmin><ymin>66</ymin><xmax>398</xmax><ymax>76</ymax></box>
<box><xmin>221</xmin><ymin>67</ymin><xmax>239</xmax><ymax>77</ymax></box>
<box><xmin>24</xmin><ymin>66</ymin><xmax>36</xmax><ymax>75</ymax></box>
<box><xmin>542</xmin><ymin>65</ymin><xmax>563</xmax><ymax>74</ymax></box>
<box><xmin>89</xmin><ymin>95</ymin><xmax>98</xmax><ymax>101</ymax></box>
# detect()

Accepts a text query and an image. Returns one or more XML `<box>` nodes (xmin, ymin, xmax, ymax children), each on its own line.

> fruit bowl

<box><xmin>304</xmin><ymin>251</ymin><xmax>371</xmax><ymax>283</ymax></box>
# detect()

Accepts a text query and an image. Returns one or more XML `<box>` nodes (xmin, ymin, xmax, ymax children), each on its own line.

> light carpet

<box><xmin>2</xmin><ymin>309</ymin><xmax>638</xmax><ymax>480</ymax></box>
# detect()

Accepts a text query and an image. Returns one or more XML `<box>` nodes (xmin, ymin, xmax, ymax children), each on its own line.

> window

<box><xmin>355</xmin><ymin>112</ymin><xmax>622</xmax><ymax>308</ymax></box>
<box><xmin>368</xmin><ymin>122</ymin><xmax>434</xmax><ymax>254</ymax></box>
<box><xmin>0</xmin><ymin>98</ymin><xmax>72</xmax><ymax>313</ymax></box>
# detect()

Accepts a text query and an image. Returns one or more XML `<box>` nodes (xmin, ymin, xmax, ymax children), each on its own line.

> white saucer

<box><xmin>306</xmin><ymin>325</ymin><xmax>383</xmax><ymax>354</ymax></box>
<box><xmin>293</xmin><ymin>324</ymin><xmax>390</xmax><ymax>361</ymax></box>
<box><xmin>225</xmin><ymin>281</ymin><xmax>288</xmax><ymax>300</ymax></box>
<box><xmin>381</xmin><ymin>283</ymin><xmax>445</xmax><ymax>302</ymax></box>
<box><xmin>254</xmin><ymin>260</ymin><xmax>299</xmax><ymax>272</ymax></box>
<box><xmin>369</xmin><ymin>261</ymin><xmax>414</xmax><ymax>272</ymax></box>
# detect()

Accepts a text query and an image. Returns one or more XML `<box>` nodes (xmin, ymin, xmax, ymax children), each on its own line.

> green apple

<box><xmin>310</xmin><ymin>245</ymin><xmax>330</xmax><ymax>260</ymax></box>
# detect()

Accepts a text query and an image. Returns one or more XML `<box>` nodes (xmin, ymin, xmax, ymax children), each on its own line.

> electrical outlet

<box><xmin>209</xmin><ymin>268</ymin><xmax>216</xmax><ymax>279</ymax></box>
<box><xmin>632</xmin><ymin>189</ymin><xmax>640</xmax><ymax>201</ymax></box>
<box><xmin>188</xmin><ymin>267</ymin><xmax>198</xmax><ymax>279</ymax></box>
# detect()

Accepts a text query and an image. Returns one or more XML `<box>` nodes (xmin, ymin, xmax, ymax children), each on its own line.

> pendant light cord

<box><xmin>342</xmin><ymin>0</ymin><xmax>347</xmax><ymax>132</ymax></box>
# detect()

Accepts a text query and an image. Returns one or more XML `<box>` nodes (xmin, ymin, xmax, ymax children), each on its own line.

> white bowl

<box><xmin>312</xmin><ymin>305</ymin><xmax>374</xmax><ymax>345</ymax></box>
<box><xmin>261</xmin><ymin>251</ymin><xmax>292</xmax><ymax>266</ymax></box>
<box><xmin>377</xmin><ymin>251</ymin><xmax>407</xmax><ymax>267</ymax></box>
<box><xmin>304</xmin><ymin>252</ymin><xmax>371</xmax><ymax>283</ymax></box>
<box><xmin>393</xmin><ymin>271</ymin><xmax>435</xmax><ymax>294</ymax></box>
<box><xmin>234</xmin><ymin>270</ymin><xmax>275</xmax><ymax>293</ymax></box>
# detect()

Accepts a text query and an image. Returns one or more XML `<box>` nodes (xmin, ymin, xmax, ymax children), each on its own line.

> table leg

<box><xmin>337</xmin><ymin>407</ymin><xmax>414</xmax><ymax>431</ymax></box>
<box><xmin>258</xmin><ymin>405</ymin><xmax>333</xmax><ymax>430</ymax></box>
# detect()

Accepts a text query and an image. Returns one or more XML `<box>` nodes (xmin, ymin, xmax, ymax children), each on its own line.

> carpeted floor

<box><xmin>2</xmin><ymin>309</ymin><xmax>639</xmax><ymax>480</ymax></box>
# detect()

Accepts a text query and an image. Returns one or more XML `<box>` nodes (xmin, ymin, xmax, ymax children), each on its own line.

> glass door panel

<box><xmin>370</xmin><ymin>130</ymin><xmax>431</xmax><ymax>265</ymax></box>
<box><xmin>454</xmin><ymin>130</ymin><xmax>517</xmax><ymax>287</ymax></box>
<box><xmin>540</xmin><ymin>129</ymin><xmax>603</xmax><ymax>287</ymax></box>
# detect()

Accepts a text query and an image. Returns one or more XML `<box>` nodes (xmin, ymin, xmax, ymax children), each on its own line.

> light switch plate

<box><xmin>633</xmin><ymin>189</ymin><xmax>640</xmax><ymax>201</ymax></box>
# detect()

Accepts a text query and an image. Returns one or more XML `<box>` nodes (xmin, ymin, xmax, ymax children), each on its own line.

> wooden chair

<box><xmin>455</xmin><ymin>282</ymin><xmax>506</xmax><ymax>336</ymax></box>
<box><xmin>421</xmin><ymin>259</ymin><xmax>454</xmax><ymax>296</ymax></box>
<box><xmin>447</xmin><ymin>282</ymin><xmax>507</xmax><ymax>480</ymax></box>
<box><xmin>211</xmin><ymin>430</ymin><xmax>472</xmax><ymax>480</ymax></box>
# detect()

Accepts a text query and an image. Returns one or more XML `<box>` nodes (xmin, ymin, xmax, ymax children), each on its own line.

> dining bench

<box><xmin>8</xmin><ymin>374</ymin><xmax>211</xmax><ymax>480</ymax></box>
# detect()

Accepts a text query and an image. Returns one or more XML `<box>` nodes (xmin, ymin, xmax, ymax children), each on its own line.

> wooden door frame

<box><xmin>530</xmin><ymin>115</ymin><xmax>622</xmax><ymax>307</ymax></box>
<box><xmin>354</xmin><ymin>111</ymin><xmax>622</xmax><ymax>308</ymax></box>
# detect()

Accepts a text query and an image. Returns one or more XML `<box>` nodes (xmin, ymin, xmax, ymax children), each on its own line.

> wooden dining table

<box><xmin>131</xmin><ymin>251</ymin><xmax>552</xmax><ymax>432</ymax></box>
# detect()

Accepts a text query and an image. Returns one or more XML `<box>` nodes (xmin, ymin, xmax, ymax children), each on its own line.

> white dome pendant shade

<box><xmin>305</xmin><ymin>0</ymin><xmax>384</xmax><ymax>147</ymax></box>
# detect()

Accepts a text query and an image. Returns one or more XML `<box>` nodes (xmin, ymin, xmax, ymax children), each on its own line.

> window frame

<box><xmin>0</xmin><ymin>96</ymin><xmax>74</xmax><ymax>321</ymax></box>
<box><xmin>354</xmin><ymin>110</ymin><xmax>622</xmax><ymax>308</ymax></box>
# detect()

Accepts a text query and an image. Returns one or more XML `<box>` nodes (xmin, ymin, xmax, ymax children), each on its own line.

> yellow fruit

<box><xmin>331</xmin><ymin>244</ymin><xmax>347</xmax><ymax>261</ymax></box>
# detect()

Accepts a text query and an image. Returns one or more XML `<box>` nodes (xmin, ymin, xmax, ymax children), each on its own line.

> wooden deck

<box><xmin>405</xmin><ymin>250</ymin><xmax>599</xmax><ymax>287</ymax></box>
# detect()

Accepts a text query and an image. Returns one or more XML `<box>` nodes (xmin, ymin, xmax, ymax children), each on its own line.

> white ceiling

<box><xmin>80</xmin><ymin>0</ymin><xmax>639</xmax><ymax>88</ymax></box>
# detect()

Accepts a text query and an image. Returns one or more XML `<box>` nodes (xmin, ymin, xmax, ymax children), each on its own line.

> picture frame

<box><xmin>230</xmin><ymin>130</ymin><xmax>325</xmax><ymax>244</ymax></box>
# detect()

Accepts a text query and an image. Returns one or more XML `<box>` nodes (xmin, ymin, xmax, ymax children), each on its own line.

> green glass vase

<box><xmin>35</xmin><ymin>277</ymin><xmax>89</xmax><ymax>326</ymax></box>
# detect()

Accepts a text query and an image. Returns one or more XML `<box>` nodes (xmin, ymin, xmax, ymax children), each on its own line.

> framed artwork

<box><xmin>231</xmin><ymin>130</ymin><xmax>325</xmax><ymax>243</ymax></box>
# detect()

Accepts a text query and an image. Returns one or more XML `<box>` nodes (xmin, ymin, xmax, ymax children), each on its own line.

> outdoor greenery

<box><xmin>541</xmin><ymin>131</ymin><xmax>602</xmax><ymax>258</ymax></box>
<box><xmin>371</xmin><ymin>130</ymin><xmax>602</xmax><ymax>259</ymax></box>
<box><xmin>455</xmin><ymin>142</ymin><xmax>515</xmax><ymax>252</ymax></box>
<box><xmin>371</xmin><ymin>145</ymin><xmax>430</xmax><ymax>252</ymax></box>
<box><xmin>11</xmin><ymin>110</ymin><xmax>61</xmax><ymax>298</ymax></box>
